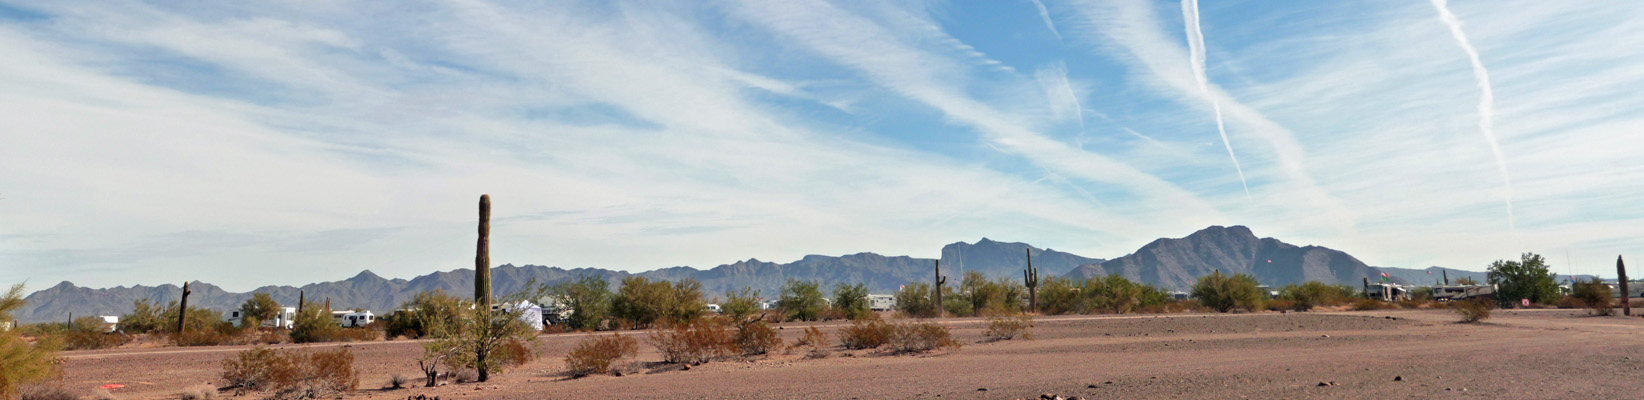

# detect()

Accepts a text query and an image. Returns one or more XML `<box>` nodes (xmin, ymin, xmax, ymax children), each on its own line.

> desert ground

<box><xmin>61</xmin><ymin>308</ymin><xmax>1644</xmax><ymax>399</ymax></box>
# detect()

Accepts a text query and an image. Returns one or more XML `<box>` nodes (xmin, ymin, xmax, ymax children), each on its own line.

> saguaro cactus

<box><xmin>297</xmin><ymin>290</ymin><xmax>305</xmax><ymax>315</ymax></box>
<box><xmin>1619</xmin><ymin>256</ymin><xmax>1631</xmax><ymax>317</ymax></box>
<box><xmin>476</xmin><ymin>194</ymin><xmax>492</xmax><ymax>310</ymax></box>
<box><xmin>176</xmin><ymin>281</ymin><xmax>192</xmax><ymax>334</ymax></box>
<box><xmin>1024</xmin><ymin>248</ymin><xmax>1039</xmax><ymax>314</ymax></box>
<box><xmin>934</xmin><ymin>260</ymin><xmax>947</xmax><ymax>318</ymax></box>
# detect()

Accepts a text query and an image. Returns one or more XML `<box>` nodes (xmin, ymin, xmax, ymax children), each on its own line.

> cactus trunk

<box><xmin>934</xmin><ymin>260</ymin><xmax>946</xmax><ymax>318</ymax></box>
<box><xmin>474</xmin><ymin>194</ymin><xmax>493</xmax><ymax>382</ymax></box>
<box><xmin>176</xmin><ymin>281</ymin><xmax>192</xmax><ymax>334</ymax></box>
<box><xmin>1024</xmin><ymin>248</ymin><xmax>1038</xmax><ymax>314</ymax></box>
<box><xmin>1620</xmin><ymin>256</ymin><xmax>1631</xmax><ymax>317</ymax></box>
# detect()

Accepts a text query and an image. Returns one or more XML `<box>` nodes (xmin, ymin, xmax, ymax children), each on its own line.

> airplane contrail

<box><xmin>1430</xmin><ymin>0</ymin><xmax>1515</xmax><ymax>230</ymax></box>
<box><xmin>1030</xmin><ymin>0</ymin><xmax>1062</xmax><ymax>40</ymax></box>
<box><xmin>1182</xmin><ymin>0</ymin><xmax>1250</xmax><ymax>198</ymax></box>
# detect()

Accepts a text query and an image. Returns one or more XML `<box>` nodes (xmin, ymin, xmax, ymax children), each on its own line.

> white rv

<box><xmin>332</xmin><ymin>310</ymin><xmax>375</xmax><ymax>328</ymax></box>
<box><xmin>227</xmin><ymin>307</ymin><xmax>298</xmax><ymax>329</ymax></box>
<box><xmin>759</xmin><ymin>299</ymin><xmax>780</xmax><ymax>310</ymax></box>
<box><xmin>867</xmin><ymin>295</ymin><xmax>896</xmax><ymax>311</ymax></box>
<box><xmin>494</xmin><ymin>301</ymin><xmax>545</xmax><ymax>331</ymax></box>
<box><xmin>705</xmin><ymin>303</ymin><xmax>723</xmax><ymax>313</ymax></box>
<box><xmin>97</xmin><ymin>316</ymin><xmax>119</xmax><ymax>333</ymax></box>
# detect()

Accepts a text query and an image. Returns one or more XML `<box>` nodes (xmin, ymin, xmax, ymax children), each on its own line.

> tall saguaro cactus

<box><xmin>297</xmin><ymin>290</ymin><xmax>305</xmax><ymax>315</ymax></box>
<box><xmin>934</xmin><ymin>260</ymin><xmax>947</xmax><ymax>318</ymax></box>
<box><xmin>1619</xmin><ymin>256</ymin><xmax>1631</xmax><ymax>317</ymax></box>
<box><xmin>476</xmin><ymin>194</ymin><xmax>492</xmax><ymax>310</ymax></box>
<box><xmin>1024</xmin><ymin>248</ymin><xmax>1039</xmax><ymax>314</ymax></box>
<box><xmin>176</xmin><ymin>281</ymin><xmax>192</xmax><ymax>334</ymax></box>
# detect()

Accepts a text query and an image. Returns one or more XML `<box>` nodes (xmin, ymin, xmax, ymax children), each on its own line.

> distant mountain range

<box><xmin>11</xmin><ymin>225</ymin><xmax>1496</xmax><ymax>323</ymax></box>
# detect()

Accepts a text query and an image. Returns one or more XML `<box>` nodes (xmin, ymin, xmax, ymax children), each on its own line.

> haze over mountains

<box><xmin>13</xmin><ymin>225</ymin><xmax>1492</xmax><ymax>322</ymax></box>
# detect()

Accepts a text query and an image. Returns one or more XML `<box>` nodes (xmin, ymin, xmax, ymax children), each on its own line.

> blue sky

<box><xmin>2</xmin><ymin>0</ymin><xmax>1642</xmax><ymax>291</ymax></box>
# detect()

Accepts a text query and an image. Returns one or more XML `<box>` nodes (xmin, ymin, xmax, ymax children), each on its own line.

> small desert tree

<box><xmin>1035</xmin><ymin>277</ymin><xmax>1082</xmax><ymax>315</ymax></box>
<box><xmin>290</xmin><ymin>301</ymin><xmax>339</xmax><ymax>344</ymax></box>
<box><xmin>120</xmin><ymin>298</ymin><xmax>167</xmax><ymax>334</ymax></box>
<box><xmin>609</xmin><ymin>277</ymin><xmax>704</xmax><ymax>328</ymax></box>
<box><xmin>238</xmin><ymin>293</ymin><xmax>282</xmax><ymax>329</ymax></box>
<box><xmin>431</xmin><ymin>299</ymin><xmax>535</xmax><ymax>383</ymax></box>
<box><xmin>1279</xmin><ymin>281</ymin><xmax>1357</xmax><ymax>311</ymax></box>
<box><xmin>545</xmin><ymin>274</ymin><xmax>611</xmax><ymax>331</ymax></box>
<box><xmin>893</xmin><ymin>283</ymin><xmax>936</xmax><ymax>318</ymax></box>
<box><xmin>1</xmin><ymin>284</ymin><xmax>59</xmax><ymax>400</ymax></box>
<box><xmin>1571</xmin><ymin>277</ymin><xmax>1614</xmax><ymax>316</ymax></box>
<box><xmin>721</xmin><ymin>287</ymin><xmax>762</xmax><ymax>323</ymax></box>
<box><xmin>1191</xmin><ymin>271</ymin><xmax>1264</xmax><ymax>312</ymax></box>
<box><xmin>777</xmin><ymin>279</ymin><xmax>826</xmax><ymax>321</ymax></box>
<box><xmin>1487</xmin><ymin>253</ymin><xmax>1560</xmax><ymax>307</ymax></box>
<box><xmin>387</xmin><ymin>290</ymin><xmax>469</xmax><ymax>339</ymax></box>
<box><xmin>831</xmin><ymin>283</ymin><xmax>871</xmax><ymax>320</ymax></box>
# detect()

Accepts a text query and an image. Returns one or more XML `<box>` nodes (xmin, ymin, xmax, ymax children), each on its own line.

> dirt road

<box><xmin>62</xmin><ymin>309</ymin><xmax>1644</xmax><ymax>399</ymax></box>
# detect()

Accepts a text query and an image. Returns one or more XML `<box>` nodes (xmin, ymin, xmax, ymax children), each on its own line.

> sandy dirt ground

<box><xmin>60</xmin><ymin>308</ymin><xmax>1644</xmax><ymax>399</ymax></box>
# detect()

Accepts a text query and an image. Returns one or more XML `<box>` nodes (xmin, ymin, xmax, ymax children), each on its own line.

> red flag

<box><xmin>1380</xmin><ymin>272</ymin><xmax>1390</xmax><ymax>278</ymax></box>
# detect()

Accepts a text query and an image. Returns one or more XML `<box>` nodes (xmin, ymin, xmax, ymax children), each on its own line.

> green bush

<box><xmin>237</xmin><ymin>293</ymin><xmax>282</xmax><ymax>330</ymax></box>
<box><xmin>893</xmin><ymin>283</ymin><xmax>936</xmax><ymax>318</ymax></box>
<box><xmin>1191</xmin><ymin>271</ymin><xmax>1264</xmax><ymax>312</ymax></box>
<box><xmin>1486</xmin><ymin>253</ymin><xmax>1560</xmax><ymax>307</ymax></box>
<box><xmin>958</xmin><ymin>271</ymin><xmax>1024</xmax><ymax>316</ymax></box>
<box><xmin>1453</xmin><ymin>298</ymin><xmax>1492</xmax><ymax>323</ymax></box>
<box><xmin>2</xmin><ymin>284</ymin><xmax>60</xmax><ymax>400</ymax></box>
<box><xmin>838</xmin><ymin>319</ymin><xmax>893</xmax><ymax>350</ymax></box>
<box><xmin>119</xmin><ymin>298</ymin><xmax>167</xmax><ymax>334</ymax></box>
<box><xmin>611</xmin><ymin>277</ymin><xmax>704</xmax><ymax>329</ymax></box>
<box><xmin>721</xmin><ymin>287</ymin><xmax>762</xmax><ymax>323</ymax></box>
<box><xmin>1571</xmin><ymin>277</ymin><xmax>1614</xmax><ymax>316</ymax></box>
<box><xmin>734</xmin><ymin>320</ymin><xmax>782</xmax><ymax>356</ymax></box>
<box><xmin>777</xmin><ymin>279</ymin><xmax>826</xmax><ymax>322</ymax></box>
<box><xmin>385</xmin><ymin>290</ymin><xmax>467</xmax><ymax>339</ymax></box>
<box><xmin>831</xmin><ymin>283</ymin><xmax>871</xmax><ymax>320</ymax></box>
<box><xmin>1278</xmin><ymin>281</ymin><xmax>1357</xmax><ymax>311</ymax></box>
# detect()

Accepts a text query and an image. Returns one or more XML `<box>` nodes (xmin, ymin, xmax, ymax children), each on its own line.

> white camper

<box><xmin>228</xmin><ymin>307</ymin><xmax>298</xmax><ymax>329</ymax></box>
<box><xmin>867</xmin><ymin>295</ymin><xmax>896</xmax><ymax>312</ymax></box>
<box><xmin>494</xmin><ymin>301</ymin><xmax>545</xmax><ymax>331</ymax></box>
<box><xmin>759</xmin><ymin>299</ymin><xmax>780</xmax><ymax>310</ymax></box>
<box><xmin>333</xmin><ymin>310</ymin><xmax>375</xmax><ymax>328</ymax></box>
<box><xmin>705</xmin><ymin>304</ymin><xmax>723</xmax><ymax>314</ymax></box>
<box><xmin>98</xmin><ymin>316</ymin><xmax>119</xmax><ymax>333</ymax></box>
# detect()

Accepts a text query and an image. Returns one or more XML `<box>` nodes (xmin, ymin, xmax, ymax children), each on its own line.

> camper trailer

<box><xmin>705</xmin><ymin>303</ymin><xmax>723</xmax><ymax>314</ymax></box>
<box><xmin>1430</xmin><ymin>285</ymin><xmax>1496</xmax><ymax>302</ymax></box>
<box><xmin>760</xmin><ymin>299</ymin><xmax>780</xmax><ymax>310</ymax></box>
<box><xmin>97</xmin><ymin>316</ymin><xmax>119</xmax><ymax>333</ymax></box>
<box><xmin>332</xmin><ymin>310</ymin><xmax>375</xmax><ymax>328</ymax></box>
<box><xmin>494</xmin><ymin>301</ymin><xmax>545</xmax><ymax>331</ymax></box>
<box><xmin>868</xmin><ymin>294</ymin><xmax>896</xmax><ymax>312</ymax></box>
<box><xmin>537</xmin><ymin>298</ymin><xmax>573</xmax><ymax>326</ymax></box>
<box><xmin>227</xmin><ymin>307</ymin><xmax>298</xmax><ymax>329</ymax></box>
<box><xmin>1365</xmin><ymin>283</ymin><xmax>1410</xmax><ymax>301</ymax></box>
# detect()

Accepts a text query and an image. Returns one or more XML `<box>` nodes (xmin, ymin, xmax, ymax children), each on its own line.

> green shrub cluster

<box><xmin>1191</xmin><ymin>271</ymin><xmax>1264</xmax><ymax>312</ymax></box>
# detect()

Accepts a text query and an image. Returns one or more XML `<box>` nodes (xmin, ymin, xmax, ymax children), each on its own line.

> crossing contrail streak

<box><xmin>1430</xmin><ymin>0</ymin><xmax>1515</xmax><ymax>230</ymax></box>
<box><xmin>1182</xmin><ymin>0</ymin><xmax>1250</xmax><ymax>198</ymax></box>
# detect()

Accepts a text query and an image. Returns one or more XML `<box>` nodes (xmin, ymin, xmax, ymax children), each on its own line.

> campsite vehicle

<box><xmin>537</xmin><ymin>298</ymin><xmax>573</xmax><ymax>326</ymax></box>
<box><xmin>494</xmin><ymin>301</ymin><xmax>545</xmax><ymax>331</ymax></box>
<box><xmin>97</xmin><ymin>316</ymin><xmax>119</xmax><ymax>333</ymax></box>
<box><xmin>867</xmin><ymin>294</ymin><xmax>895</xmax><ymax>311</ymax></box>
<box><xmin>227</xmin><ymin>306</ymin><xmax>298</xmax><ymax>329</ymax></box>
<box><xmin>1429</xmin><ymin>284</ymin><xmax>1496</xmax><ymax>302</ymax></box>
<box><xmin>1365</xmin><ymin>283</ymin><xmax>1410</xmax><ymax>301</ymax></box>
<box><xmin>332</xmin><ymin>310</ymin><xmax>375</xmax><ymax>328</ymax></box>
<box><xmin>760</xmin><ymin>299</ymin><xmax>780</xmax><ymax>310</ymax></box>
<box><xmin>706</xmin><ymin>303</ymin><xmax>723</xmax><ymax>313</ymax></box>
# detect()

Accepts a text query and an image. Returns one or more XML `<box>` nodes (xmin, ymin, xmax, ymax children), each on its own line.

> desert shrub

<box><xmin>982</xmin><ymin>315</ymin><xmax>1033</xmax><ymax>342</ymax></box>
<box><xmin>220</xmin><ymin>347</ymin><xmax>358</xmax><ymax>399</ymax></box>
<box><xmin>734</xmin><ymin>321</ymin><xmax>782</xmax><ymax>356</ymax></box>
<box><xmin>941</xmin><ymin>287</ymin><xmax>973</xmax><ymax>318</ymax></box>
<box><xmin>649</xmin><ymin>318</ymin><xmax>733</xmax><ymax>364</ymax></box>
<box><xmin>494</xmin><ymin>338</ymin><xmax>535</xmax><ymax>369</ymax></box>
<box><xmin>383</xmin><ymin>374</ymin><xmax>407</xmax><ymax>390</ymax></box>
<box><xmin>59</xmin><ymin>316</ymin><xmax>128</xmax><ymax>351</ymax></box>
<box><xmin>1080</xmin><ymin>274</ymin><xmax>1161</xmax><ymax>314</ymax></box>
<box><xmin>431</xmin><ymin>305</ymin><xmax>538</xmax><ymax>383</ymax></box>
<box><xmin>610</xmin><ymin>277</ymin><xmax>705</xmax><ymax>329</ymax></box>
<box><xmin>792</xmin><ymin>326</ymin><xmax>830</xmax><ymax>358</ymax></box>
<box><xmin>119</xmin><ymin>299</ymin><xmax>167</xmax><ymax>334</ymax></box>
<box><xmin>1191</xmin><ymin>271</ymin><xmax>1264</xmax><ymax>312</ymax></box>
<box><xmin>1351</xmin><ymin>299</ymin><xmax>1389</xmax><ymax>311</ymax></box>
<box><xmin>385</xmin><ymin>290</ymin><xmax>468</xmax><ymax>339</ymax></box>
<box><xmin>17</xmin><ymin>383</ymin><xmax>79</xmax><ymax>400</ymax></box>
<box><xmin>721</xmin><ymin>287</ymin><xmax>763</xmax><ymax>323</ymax></box>
<box><xmin>169</xmin><ymin>320</ymin><xmax>242</xmax><ymax>347</ymax></box>
<box><xmin>958</xmin><ymin>272</ymin><xmax>1024</xmax><ymax>316</ymax></box>
<box><xmin>237</xmin><ymin>293</ymin><xmax>282</xmax><ymax>330</ymax></box>
<box><xmin>1453</xmin><ymin>298</ymin><xmax>1493</xmax><ymax>323</ymax></box>
<box><xmin>1571</xmin><ymin>277</ymin><xmax>1615</xmax><ymax>316</ymax></box>
<box><xmin>2</xmin><ymin>284</ymin><xmax>61</xmax><ymax>400</ymax></box>
<box><xmin>889</xmin><ymin>322</ymin><xmax>960</xmax><ymax>354</ymax></box>
<box><xmin>832</xmin><ymin>283</ymin><xmax>872</xmax><ymax>321</ymax></box>
<box><xmin>565</xmin><ymin>333</ymin><xmax>639</xmax><ymax>378</ymax></box>
<box><xmin>1279</xmin><ymin>281</ymin><xmax>1356</xmax><ymax>311</ymax></box>
<box><xmin>893</xmin><ymin>283</ymin><xmax>936</xmax><ymax>318</ymax></box>
<box><xmin>288</xmin><ymin>304</ymin><xmax>339</xmax><ymax>344</ymax></box>
<box><xmin>1263</xmin><ymin>299</ymin><xmax>1296</xmax><ymax>312</ymax></box>
<box><xmin>777</xmin><ymin>279</ymin><xmax>826</xmax><ymax>322</ymax></box>
<box><xmin>1036</xmin><ymin>277</ymin><xmax>1081</xmax><ymax>315</ymax></box>
<box><xmin>337</xmin><ymin>328</ymin><xmax>377</xmax><ymax>342</ymax></box>
<box><xmin>178</xmin><ymin>385</ymin><xmax>217</xmax><ymax>400</ymax></box>
<box><xmin>838</xmin><ymin>319</ymin><xmax>894</xmax><ymax>350</ymax></box>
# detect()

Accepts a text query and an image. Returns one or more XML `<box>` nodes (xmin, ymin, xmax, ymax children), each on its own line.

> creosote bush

<box><xmin>178</xmin><ymin>385</ymin><xmax>217</xmax><ymax>400</ymax></box>
<box><xmin>564</xmin><ymin>333</ymin><xmax>639</xmax><ymax>378</ymax></box>
<box><xmin>1571</xmin><ymin>277</ymin><xmax>1614</xmax><ymax>316</ymax></box>
<box><xmin>16</xmin><ymin>383</ymin><xmax>79</xmax><ymax>400</ymax></box>
<box><xmin>648</xmin><ymin>318</ymin><xmax>734</xmax><ymax>364</ymax></box>
<box><xmin>889</xmin><ymin>322</ymin><xmax>960</xmax><ymax>354</ymax></box>
<box><xmin>734</xmin><ymin>321</ymin><xmax>782</xmax><ymax>356</ymax></box>
<box><xmin>1191</xmin><ymin>271</ymin><xmax>1264</xmax><ymax>312</ymax></box>
<box><xmin>1453</xmin><ymin>298</ymin><xmax>1493</xmax><ymax>323</ymax></box>
<box><xmin>838</xmin><ymin>319</ymin><xmax>894</xmax><ymax>350</ymax></box>
<box><xmin>982</xmin><ymin>315</ymin><xmax>1033</xmax><ymax>342</ymax></box>
<box><xmin>2</xmin><ymin>284</ymin><xmax>61</xmax><ymax>400</ymax></box>
<box><xmin>219</xmin><ymin>347</ymin><xmax>359</xmax><ymax>399</ymax></box>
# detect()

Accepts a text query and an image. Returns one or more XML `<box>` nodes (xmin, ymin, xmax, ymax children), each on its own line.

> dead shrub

<box><xmin>838</xmin><ymin>319</ymin><xmax>893</xmax><ymax>350</ymax></box>
<box><xmin>982</xmin><ymin>315</ymin><xmax>1033</xmax><ymax>342</ymax></box>
<box><xmin>170</xmin><ymin>328</ymin><xmax>235</xmax><ymax>347</ymax></box>
<box><xmin>495</xmin><ymin>338</ymin><xmax>535</xmax><ymax>369</ymax></box>
<box><xmin>565</xmin><ymin>333</ymin><xmax>639</xmax><ymax>378</ymax></box>
<box><xmin>62</xmin><ymin>331</ymin><xmax>129</xmax><ymax>351</ymax></box>
<box><xmin>889</xmin><ymin>322</ymin><xmax>960</xmax><ymax>354</ymax></box>
<box><xmin>791</xmin><ymin>326</ymin><xmax>830</xmax><ymax>359</ymax></box>
<box><xmin>648</xmin><ymin>318</ymin><xmax>734</xmax><ymax>364</ymax></box>
<box><xmin>177</xmin><ymin>385</ymin><xmax>217</xmax><ymax>400</ymax></box>
<box><xmin>219</xmin><ymin>347</ymin><xmax>359</xmax><ymax>399</ymax></box>
<box><xmin>383</xmin><ymin>374</ymin><xmax>407</xmax><ymax>390</ymax></box>
<box><xmin>336</xmin><ymin>328</ymin><xmax>378</xmax><ymax>342</ymax></box>
<box><xmin>1453</xmin><ymin>298</ymin><xmax>1493</xmax><ymax>323</ymax></box>
<box><xmin>734</xmin><ymin>321</ymin><xmax>782</xmax><ymax>356</ymax></box>
<box><xmin>1263</xmin><ymin>299</ymin><xmax>1297</xmax><ymax>312</ymax></box>
<box><xmin>18</xmin><ymin>383</ymin><xmax>80</xmax><ymax>400</ymax></box>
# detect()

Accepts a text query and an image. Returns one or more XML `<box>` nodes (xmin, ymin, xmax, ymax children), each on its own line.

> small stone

<box><xmin>1321</xmin><ymin>334</ymin><xmax>1330</xmax><ymax>338</ymax></box>
<box><xmin>977</xmin><ymin>388</ymin><xmax>987</xmax><ymax>391</ymax></box>
<box><xmin>1104</xmin><ymin>381</ymin><xmax>1113</xmax><ymax>385</ymax></box>
<box><xmin>1318</xmin><ymin>382</ymin><xmax>1330</xmax><ymax>387</ymax></box>
<box><xmin>1393</xmin><ymin>376</ymin><xmax>1403</xmax><ymax>381</ymax></box>
<box><xmin>1087</xmin><ymin>384</ymin><xmax>1099</xmax><ymax>388</ymax></box>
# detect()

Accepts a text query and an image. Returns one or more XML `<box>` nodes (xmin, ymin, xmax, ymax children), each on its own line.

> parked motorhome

<box><xmin>867</xmin><ymin>294</ymin><xmax>895</xmax><ymax>311</ymax></box>
<box><xmin>536</xmin><ymin>297</ymin><xmax>573</xmax><ymax>326</ymax></box>
<box><xmin>705</xmin><ymin>303</ymin><xmax>723</xmax><ymax>313</ymax></box>
<box><xmin>494</xmin><ymin>301</ymin><xmax>544</xmax><ymax>331</ymax></box>
<box><xmin>1365</xmin><ymin>283</ymin><xmax>1410</xmax><ymax>301</ymax></box>
<box><xmin>227</xmin><ymin>307</ymin><xmax>298</xmax><ymax>329</ymax></box>
<box><xmin>332</xmin><ymin>310</ymin><xmax>375</xmax><ymax>328</ymax></box>
<box><xmin>97</xmin><ymin>316</ymin><xmax>119</xmax><ymax>333</ymax></box>
<box><xmin>1429</xmin><ymin>284</ymin><xmax>1496</xmax><ymax>302</ymax></box>
<box><xmin>760</xmin><ymin>299</ymin><xmax>780</xmax><ymax>310</ymax></box>
<box><xmin>1171</xmin><ymin>291</ymin><xmax>1190</xmax><ymax>301</ymax></box>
